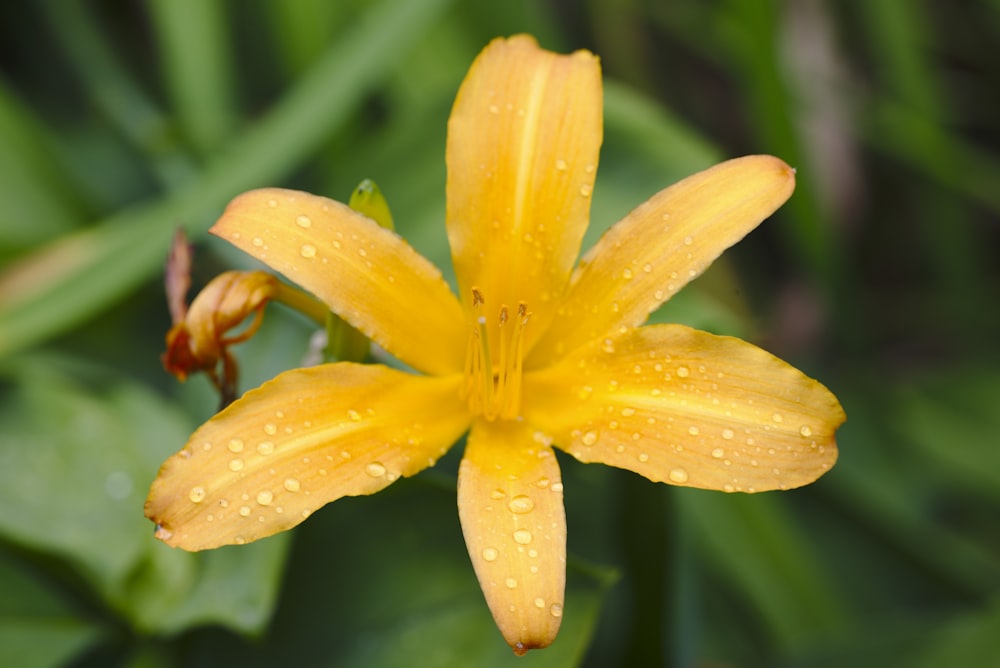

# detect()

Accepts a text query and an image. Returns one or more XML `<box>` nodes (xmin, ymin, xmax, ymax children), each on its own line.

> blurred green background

<box><xmin>1</xmin><ymin>1</ymin><xmax>998</xmax><ymax>666</ymax></box>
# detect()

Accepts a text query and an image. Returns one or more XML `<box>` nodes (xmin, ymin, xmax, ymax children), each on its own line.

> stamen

<box><xmin>477</xmin><ymin>314</ymin><xmax>494</xmax><ymax>412</ymax></box>
<box><xmin>461</xmin><ymin>289</ymin><xmax>529</xmax><ymax>420</ymax></box>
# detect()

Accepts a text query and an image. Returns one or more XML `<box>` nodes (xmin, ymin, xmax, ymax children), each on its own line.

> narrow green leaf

<box><xmin>679</xmin><ymin>490</ymin><xmax>847</xmax><ymax>652</ymax></box>
<box><xmin>148</xmin><ymin>0</ymin><xmax>237</xmax><ymax>155</ymax></box>
<box><xmin>0</xmin><ymin>0</ymin><xmax>456</xmax><ymax>359</ymax></box>
<box><xmin>0</xmin><ymin>355</ymin><xmax>291</xmax><ymax>635</ymax></box>
<box><xmin>187</xmin><ymin>481</ymin><xmax>615</xmax><ymax>666</ymax></box>
<box><xmin>0</xmin><ymin>84</ymin><xmax>85</xmax><ymax>251</ymax></box>
<box><xmin>0</xmin><ymin>548</ymin><xmax>105</xmax><ymax>668</ymax></box>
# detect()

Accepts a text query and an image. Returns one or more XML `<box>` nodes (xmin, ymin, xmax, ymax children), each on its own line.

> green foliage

<box><xmin>0</xmin><ymin>0</ymin><xmax>998</xmax><ymax>666</ymax></box>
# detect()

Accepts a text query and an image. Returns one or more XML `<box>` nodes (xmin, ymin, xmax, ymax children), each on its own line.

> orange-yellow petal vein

<box><xmin>523</xmin><ymin>325</ymin><xmax>843</xmax><ymax>492</ymax></box>
<box><xmin>447</xmin><ymin>35</ymin><xmax>602</xmax><ymax>340</ymax></box>
<box><xmin>145</xmin><ymin>364</ymin><xmax>468</xmax><ymax>550</ymax></box>
<box><xmin>529</xmin><ymin>155</ymin><xmax>795</xmax><ymax>363</ymax></box>
<box><xmin>458</xmin><ymin>419</ymin><xmax>566</xmax><ymax>653</ymax></box>
<box><xmin>213</xmin><ymin>188</ymin><xmax>466</xmax><ymax>376</ymax></box>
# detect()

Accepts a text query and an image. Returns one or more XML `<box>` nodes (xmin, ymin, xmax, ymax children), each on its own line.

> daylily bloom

<box><xmin>146</xmin><ymin>35</ymin><xmax>845</xmax><ymax>654</ymax></box>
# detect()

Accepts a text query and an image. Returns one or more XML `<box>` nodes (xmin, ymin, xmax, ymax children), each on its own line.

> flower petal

<box><xmin>528</xmin><ymin>156</ymin><xmax>796</xmax><ymax>364</ymax></box>
<box><xmin>446</xmin><ymin>35</ymin><xmax>602</xmax><ymax>339</ymax></box>
<box><xmin>523</xmin><ymin>325</ymin><xmax>843</xmax><ymax>492</ymax></box>
<box><xmin>457</xmin><ymin>418</ymin><xmax>566</xmax><ymax>653</ymax></box>
<box><xmin>145</xmin><ymin>364</ymin><xmax>469</xmax><ymax>550</ymax></box>
<box><xmin>213</xmin><ymin>188</ymin><xmax>465</xmax><ymax>376</ymax></box>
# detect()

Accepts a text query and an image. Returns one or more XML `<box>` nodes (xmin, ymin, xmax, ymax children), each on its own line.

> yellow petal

<box><xmin>145</xmin><ymin>364</ymin><xmax>469</xmax><ymax>550</ymax></box>
<box><xmin>528</xmin><ymin>156</ymin><xmax>796</xmax><ymax>364</ymax></box>
<box><xmin>457</xmin><ymin>418</ymin><xmax>566</xmax><ymax>653</ymax></box>
<box><xmin>446</xmin><ymin>35</ymin><xmax>602</xmax><ymax>342</ymax></box>
<box><xmin>213</xmin><ymin>188</ymin><xmax>465</xmax><ymax>376</ymax></box>
<box><xmin>523</xmin><ymin>325</ymin><xmax>843</xmax><ymax>492</ymax></box>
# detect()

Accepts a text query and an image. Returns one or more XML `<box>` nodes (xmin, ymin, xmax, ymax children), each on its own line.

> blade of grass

<box><xmin>0</xmin><ymin>0</ymin><xmax>456</xmax><ymax>359</ymax></box>
<box><xmin>147</xmin><ymin>0</ymin><xmax>237</xmax><ymax>156</ymax></box>
<box><xmin>266</xmin><ymin>0</ymin><xmax>353</xmax><ymax>77</ymax></box>
<box><xmin>680</xmin><ymin>491</ymin><xmax>849</xmax><ymax>653</ymax></box>
<box><xmin>854</xmin><ymin>0</ymin><xmax>992</xmax><ymax>340</ymax></box>
<box><xmin>721</xmin><ymin>0</ymin><xmax>843</xmax><ymax>292</ymax></box>
<box><xmin>0</xmin><ymin>84</ymin><xmax>87</xmax><ymax>250</ymax></box>
<box><xmin>40</xmin><ymin>0</ymin><xmax>196</xmax><ymax>190</ymax></box>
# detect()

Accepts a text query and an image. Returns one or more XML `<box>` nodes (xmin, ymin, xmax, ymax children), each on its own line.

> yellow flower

<box><xmin>145</xmin><ymin>35</ymin><xmax>845</xmax><ymax>654</ymax></box>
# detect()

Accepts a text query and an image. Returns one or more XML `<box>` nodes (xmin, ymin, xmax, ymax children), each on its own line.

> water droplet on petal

<box><xmin>296</xmin><ymin>215</ymin><xmax>312</xmax><ymax>228</ymax></box>
<box><xmin>229</xmin><ymin>458</ymin><xmax>244</xmax><ymax>472</ymax></box>
<box><xmin>256</xmin><ymin>490</ymin><xmax>273</xmax><ymax>506</ymax></box>
<box><xmin>257</xmin><ymin>441</ymin><xmax>274</xmax><ymax>455</ymax></box>
<box><xmin>513</xmin><ymin>529</ymin><xmax>533</xmax><ymax>545</ymax></box>
<box><xmin>676</xmin><ymin>366</ymin><xmax>690</xmax><ymax>378</ymax></box>
<box><xmin>721</xmin><ymin>428</ymin><xmax>734</xmax><ymax>440</ymax></box>
<box><xmin>347</xmin><ymin>409</ymin><xmax>362</xmax><ymax>421</ymax></box>
<box><xmin>581</xmin><ymin>430</ymin><xmax>598</xmax><ymax>446</ymax></box>
<box><xmin>284</xmin><ymin>478</ymin><xmax>301</xmax><ymax>492</ymax></box>
<box><xmin>799</xmin><ymin>425</ymin><xmax>813</xmax><ymax>437</ymax></box>
<box><xmin>669</xmin><ymin>468</ymin><xmax>689</xmax><ymax>483</ymax></box>
<box><xmin>366</xmin><ymin>462</ymin><xmax>386</xmax><ymax>477</ymax></box>
<box><xmin>482</xmin><ymin>547</ymin><xmax>498</xmax><ymax>562</ymax></box>
<box><xmin>550</xmin><ymin>603</ymin><xmax>563</xmax><ymax>617</ymax></box>
<box><xmin>189</xmin><ymin>487</ymin><xmax>207</xmax><ymax>503</ymax></box>
<box><xmin>154</xmin><ymin>524</ymin><xmax>173</xmax><ymax>540</ymax></box>
<box><xmin>505</xmin><ymin>577</ymin><xmax>518</xmax><ymax>589</ymax></box>
<box><xmin>239</xmin><ymin>505</ymin><xmax>252</xmax><ymax>517</ymax></box>
<box><xmin>508</xmin><ymin>495</ymin><xmax>535</xmax><ymax>514</ymax></box>
<box><xmin>711</xmin><ymin>447</ymin><xmax>725</xmax><ymax>458</ymax></box>
<box><xmin>534</xmin><ymin>597</ymin><xmax>546</xmax><ymax>609</ymax></box>
<box><xmin>227</xmin><ymin>439</ymin><xmax>245</xmax><ymax>453</ymax></box>
<box><xmin>300</xmin><ymin>244</ymin><xmax>316</xmax><ymax>258</ymax></box>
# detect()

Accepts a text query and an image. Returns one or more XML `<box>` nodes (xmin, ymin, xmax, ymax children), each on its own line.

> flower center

<box><xmin>462</xmin><ymin>288</ymin><xmax>530</xmax><ymax>421</ymax></box>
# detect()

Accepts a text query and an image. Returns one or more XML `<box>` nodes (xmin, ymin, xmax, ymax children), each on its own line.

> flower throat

<box><xmin>462</xmin><ymin>288</ymin><xmax>530</xmax><ymax>420</ymax></box>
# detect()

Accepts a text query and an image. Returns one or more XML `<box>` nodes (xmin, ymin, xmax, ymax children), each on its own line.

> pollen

<box><xmin>462</xmin><ymin>288</ymin><xmax>530</xmax><ymax>420</ymax></box>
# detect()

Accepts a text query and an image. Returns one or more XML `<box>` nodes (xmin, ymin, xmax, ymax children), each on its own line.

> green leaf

<box><xmin>0</xmin><ymin>84</ymin><xmax>85</xmax><ymax>252</ymax></box>
<box><xmin>185</xmin><ymin>480</ymin><xmax>614</xmax><ymax>666</ymax></box>
<box><xmin>890</xmin><ymin>367</ymin><xmax>1000</xmax><ymax>498</ymax></box>
<box><xmin>0</xmin><ymin>0</ymin><xmax>457</xmax><ymax>359</ymax></box>
<box><xmin>148</xmin><ymin>0</ymin><xmax>237</xmax><ymax>156</ymax></box>
<box><xmin>0</xmin><ymin>355</ymin><xmax>288</xmax><ymax>636</ymax></box>
<box><xmin>0</xmin><ymin>547</ymin><xmax>105</xmax><ymax>668</ymax></box>
<box><xmin>679</xmin><ymin>490</ymin><xmax>847</xmax><ymax>653</ymax></box>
